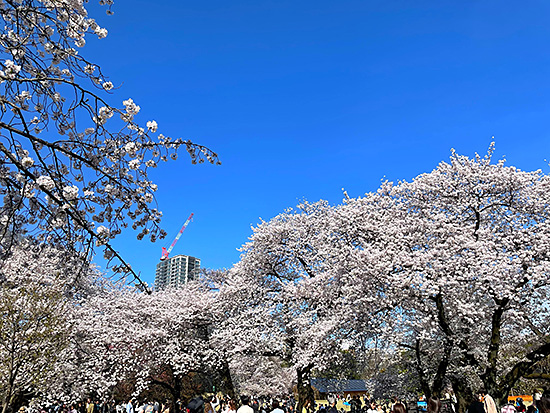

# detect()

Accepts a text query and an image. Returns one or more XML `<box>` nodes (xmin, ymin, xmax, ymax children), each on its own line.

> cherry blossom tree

<box><xmin>339</xmin><ymin>145</ymin><xmax>550</xmax><ymax>408</ymax></box>
<box><xmin>58</xmin><ymin>282</ymin><xmax>225</xmax><ymax>406</ymax></box>
<box><xmin>229</xmin><ymin>355</ymin><xmax>294</xmax><ymax>397</ymax></box>
<box><xmin>0</xmin><ymin>0</ymin><xmax>218</xmax><ymax>289</ymax></box>
<box><xmin>209</xmin><ymin>146</ymin><xmax>550</xmax><ymax>409</ymax></box>
<box><xmin>214</xmin><ymin>201</ymin><xmax>383</xmax><ymax>412</ymax></box>
<box><xmin>0</xmin><ymin>241</ymin><xmax>97</xmax><ymax>413</ymax></box>
<box><xmin>369</xmin><ymin>357</ymin><xmax>419</xmax><ymax>400</ymax></box>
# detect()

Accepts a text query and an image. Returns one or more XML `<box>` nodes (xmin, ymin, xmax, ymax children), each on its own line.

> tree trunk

<box><xmin>449</xmin><ymin>375</ymin><xmax>473</xmax><ymax>413</ymax></box>
<box><xmin>2</xmin><ymin>381</ymin><xmax>14</xmax><ymax>413</ymax></box>
<box><xmin>482</xmin><ymin>301</ymin><xmax>507</xmax><ymax>404</ymax></box>
<box><xmin>2</xmin><ymin>398</ymin><xmax>10</xmax><ymax>413</ymax></box>
<box><xmin>412</xmin><ymin>337</ymin><xmax>452</xmax><ymax>399</ymax></box>
<box><xmin>430</xmin><ymin>293</ymin><xmax>456</xmax><ymax>397</ymax></box>
<box><xmin>219</xmin><ymin>360</ymin><xmax>235</xmax><ymax>400</ymax></box>
<box><xmin>414</xmin><ymin>339</ymin><xmax>432</xmax><ymax>398</ymax></box>
<box><xmin>296</xmin><ymin>364</ymin><xmax>315</xmax><ymax>413</ymax></box>
<box><xmin>172</xmin><ymin>375</ymin><xmax>182</xmax><ymax>413</ymax></box>
<box><xmin>149</xmin><ymin>365</ymin><xmax>180</xmax><ymax>413</ymax></box>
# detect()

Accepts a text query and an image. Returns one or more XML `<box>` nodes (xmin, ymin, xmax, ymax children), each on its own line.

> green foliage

<box><xmin>316</xmin><ymin>350</ymin><xmax>362</xmax><ymax>380</ymax></box>
<box><xmin>0</xmin><ymin>251</ymin><xmax>71</xmax><ymax>413</ymax></box>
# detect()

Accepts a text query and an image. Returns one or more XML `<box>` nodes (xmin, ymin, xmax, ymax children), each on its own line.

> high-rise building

<box><xmin>155</xmin><ymin>254</ymin><xmax>201</xmax><ymax>290</ymax></box>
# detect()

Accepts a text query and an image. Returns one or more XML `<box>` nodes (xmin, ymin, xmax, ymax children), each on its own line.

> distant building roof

<box><xmin>311</xmin><ymin>378</ymin><xmax>368</xmax><ymax>393</ymax></box>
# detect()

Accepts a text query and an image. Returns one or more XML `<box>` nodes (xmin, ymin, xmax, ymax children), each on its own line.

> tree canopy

<box><xmin>0</xmin><ymin>0</ymin><xmax>218</xmax><ymax>289</ymax></box>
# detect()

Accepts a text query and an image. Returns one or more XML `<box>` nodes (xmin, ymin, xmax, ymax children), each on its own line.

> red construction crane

<box><xmin>160</xmin><ymin>213</ymin><xmax>194</xmax><ymax>261</ymax></box>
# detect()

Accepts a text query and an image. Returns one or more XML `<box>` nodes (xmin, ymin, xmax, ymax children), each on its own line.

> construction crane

<box><xmin>160</xmin><ymin>213</ymin><xmax>194</xmax><ymax>261</ymax></box>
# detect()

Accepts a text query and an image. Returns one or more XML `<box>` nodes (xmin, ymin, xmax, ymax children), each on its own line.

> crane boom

<box><xmin>160</xmin><ymin>213</ymin><xmax>194</xmax><ymax>261</ymax></box>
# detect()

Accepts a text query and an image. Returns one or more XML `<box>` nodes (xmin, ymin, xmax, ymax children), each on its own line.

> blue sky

<box><xmin>85</xmin><ymin>0</ymin><xmax>550</xmax><ymax>285</ymax></box>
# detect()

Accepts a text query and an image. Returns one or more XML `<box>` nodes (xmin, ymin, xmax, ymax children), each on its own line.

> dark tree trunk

<box><xmin>428</xmin><ymin>293</ymin><xmax>456</xmax><ymax>397</ymax></box>
<box><xmin>481</xmin><ymin>300</ymin><xmax>507</xmax><ymax>404</ymax></box>
<box><xmin>219</xmin><ymin>359</ymin><xmax>235</xmax><ymax>400</ymax></box>
<box><xmin>414</xmin><ymin>339</ymin><xmax>432</xmax><ymax>399</ymax></box>
<box><xmin>432</xmin><ymin>339</ymin><xmax>453</xmax><ymax>398</ymax></box>
<box><xmin>449</xmin><ymin>375</ymin><xmax>473</xmax><ymax>413</ymax></box>
<box><xmin>149</xmin><ymin>365</ymin><xmax>181</xmax><ymax>413</ymax></box>
<box><xmin>172</xmin><ymin>375</ymin><xmax>183</xmax><ymax>413</ymax></box>
<box><xmin>412</xmin><ymin>336</ymin><xmax>452</xmax><ymax>399</ymax></box>
<box><xmin>296</xmin><ymin>364</ymin><xmax>315</xmax><ymax>413</ymax></box>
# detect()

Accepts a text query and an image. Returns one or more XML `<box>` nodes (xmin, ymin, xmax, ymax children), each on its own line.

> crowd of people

<box><xmin>185</xmin><ymin>395</ymin><xmax>297</xmax><ymax>413</ymax></box>
<box><xmin>13</xmin><ymin>389</ymin><xmax>550</xmax><ymax>413</ymax></box>
<box><xmin>467</xmin><ymin>390</ymin><xmax>550</xmax><ymax>413</ymax></box>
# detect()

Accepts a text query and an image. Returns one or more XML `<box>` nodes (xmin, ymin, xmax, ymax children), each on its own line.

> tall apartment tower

<box><xmin>155</xmin><ymin>254</ymin><xmax>201</xmax><ymax>290</ymax></box>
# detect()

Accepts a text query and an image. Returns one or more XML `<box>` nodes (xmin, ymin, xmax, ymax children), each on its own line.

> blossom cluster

<box><xmin>0</xmin><ymin>0</ymin><xmax>219</xmax><ymax>286</ymax></box>
<box><xmin>216</xmin><ymin>146</ymin><xmax>550</xmax><ymax>401</ymax></box>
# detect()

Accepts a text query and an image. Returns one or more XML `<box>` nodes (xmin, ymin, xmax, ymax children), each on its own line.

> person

<box><xmin>327</xmin><ymin>401</ymin><xmax>338</xmax><ymax>413</ymax></box>
<box><xmin>501</xmin><ymin>400</ymin><xmax>516</xmax><ymax>413</ymax></box>
<box><xmin>188</xmin><ymin>397</ymin><xmax>205</xmax><ymax>413</ymax></box>
<box><xmin>467</xmin><ymin>391</ymin><xmax>485</xmax><ymax>413</ymax></box>
<box><xmin>367</xmin><ymin>402</ymin><xmax>377</xmax><ymax>413</ymax></box>
<box><xmin>515</xmin><ymin>399</ymin><xmax>526</xmax><ymax>413</ymax></box>
<box><xmin>538</xmin><ymin>391</ymin><xmax>550</xmax><ymax>413</ymax></box>
<box><xmin>390</xmin><ymin>400</ymin><xmax>399</xmax><ymax>413</ymax></box>
<box><xmin>534</xmin><ymin>391</ymin><xmax>543</xmax><ymax>410</ymax></box>
<box><xmin>449</xmin><ymin>391</ymin><xmax>458</xmax><ymax>413</ymax></box>
<box><xmin>126</xmin><ymin>401</ymin><xmax>134</xmax><ymax>413</ymax></box>
<box><xmin>205</xmin><ymin>398</ymin><xmax>219</xmax><ymax>413</ymax></box>
<box><xmin>223</xmin><ymin>400</ymin><xmax>237</xmax><ymax>413</ymax></box>
<box><xmin>251</xmin><ymin>399</ymin><xmax>259</xmax><ymax>413</ymax></box>
<box><xmin>354</xmin><ymin>397</ymin><xmax>362</xmax><ymax>413</ymax></box>
<box><xmin>392</xmin><ymin>403</ymin><xmax>406</xmax><ymax>413</ymax></box>
<box><xmin>271</xmin><ymin>401</ymin><xmax>284</xmax><ymax>413</ymax></box>
<box><xmin>237</xmin><ymin>396</ymin><xmax>253</xmax><ymax>413</ymax></box>
<box><xmin>87</xmin><ymin>400</ymin><xmax>95</xmax><ymax>413</ymax></box>
<box><xmin>484</xmin><ymin>393</ymin><xmax>498</xmax><ymax>413</ymax></box>
<box><xmin>427</xmin><ymin>398</ymin><xmax>441</xmax><ymax>413</ymax></box>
